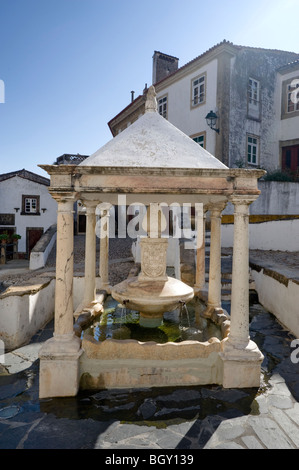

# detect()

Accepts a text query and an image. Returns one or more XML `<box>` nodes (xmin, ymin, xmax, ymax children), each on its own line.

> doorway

<box><xmin>27</xmin><ymin>228</ymin><xmax>43</xmax><ymax>257</ymax></box>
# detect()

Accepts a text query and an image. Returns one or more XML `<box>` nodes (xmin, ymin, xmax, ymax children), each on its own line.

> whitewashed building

<box><xmin>0</xmin><ymin>169</ymin><xmax>57</xmax><ymax>257</ymax></box>
<box><xmin>275</xmin><ymin>59</ymin><xmax>299</xmax><ymax>175</ymax></box>
<box><xmin>108</xmin><ymin>40</ymin><xmax>299</xmax><ymax>173</ymax></box>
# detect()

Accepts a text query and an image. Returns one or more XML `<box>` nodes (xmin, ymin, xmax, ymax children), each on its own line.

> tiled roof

<box><xmin>0</xmin><ymin>169</ymin><xmax>50</xmax><ymax>186</ymax></box>
<box><xmin>107</xmin><ymin>40</ymin><xmax>299</xmax><ymax>128</ymax></box>
<box><xmin>153</xmin><ymin>40</ymin><xmax>239</xmax><ymax>87</ymax></box>
<box><xmin>278</xmin><ymin>58</ymin><xmax>299</xmax><ymax>71</ymax></box>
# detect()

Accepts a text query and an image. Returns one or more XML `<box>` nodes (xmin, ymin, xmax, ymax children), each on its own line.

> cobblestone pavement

<box><xmin>0</xmin><ymin>239</ymin><xmax>299</xmax><ymax>450</ymax></box>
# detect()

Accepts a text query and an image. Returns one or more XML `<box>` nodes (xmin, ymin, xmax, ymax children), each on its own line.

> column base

<box><xmin>202</xmin><ymin>304</ymin><xmax>223</xmax><ymax>319</ymax></box>
<box><xmin>39</xmin><ymin>333</ymin><xmax>83</xmax><ymax>398</ymax></box>
<box><xmin>220</xmin><ymin>338</ymin><xmax>264</xmax><ymax>388</ymax></box>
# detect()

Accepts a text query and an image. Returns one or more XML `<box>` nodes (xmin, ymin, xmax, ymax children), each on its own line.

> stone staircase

<box><xmin>205</xmin><ymin>229</ymin><xmax>232</xmax><ymax>302</ymax></box>
<box><xmin>180</xmin><ymin>230</ymin><xmax>256</xmax><ymax>314</ymax></box>
<box><xmin>205</xmin><ymin>230</ymin><xmax>255</xmax><ymax>313</ymax></box>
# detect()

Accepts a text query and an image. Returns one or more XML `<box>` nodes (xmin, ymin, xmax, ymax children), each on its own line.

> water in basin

<box><xmin>82</xmin><ymin>296</ymin><xmax>223</xmax><ymax>344</ymax></box>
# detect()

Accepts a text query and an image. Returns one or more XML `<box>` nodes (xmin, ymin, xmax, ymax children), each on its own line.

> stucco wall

<box><xmin>223</xmin><ymin>181</ymin><xmax>299</xmax><ymax>216</ymax></box>
<box><xmin>222</xmin><ymin>218</ymin><xmax>299</xmax><ymax>252</ymax></box>
<box><xmin>251</xmin><ymin>268</ymin><xmax>299</xmax><ymax>338</ymax></box>
<box><xmin>156</xmin><ymin>58</ymin><xmax>218</xmax><ymax>156</ymax></box>
<box><xmin>251</xmin><ymin>181</ymin><xmax>299</xmax><ymax>215</ymax></box>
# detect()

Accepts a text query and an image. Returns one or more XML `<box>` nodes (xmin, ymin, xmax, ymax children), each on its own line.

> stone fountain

<box><xmin>112</xmin><ymin>203</ymin><xmax>194</xmax><ymax>328</ymax></box>
<box><xmin>38</xmin><ymin>85</ymin><xmax>265</xmax><ymax>398</ymax></box>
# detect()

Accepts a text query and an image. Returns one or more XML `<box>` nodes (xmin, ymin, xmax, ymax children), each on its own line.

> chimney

<box><xmin>131</xmin><ymin>90</ymin><xmax>135</xmax><ymax>102</ymax></box>
<box><xmin>152</xmin><ymin>51</ymin><xmax>179</xmax><ymax>84</ymax></box>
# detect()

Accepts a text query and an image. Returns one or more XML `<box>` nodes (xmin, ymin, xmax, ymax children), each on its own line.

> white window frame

<box><xmin>158</xmin><ymin>95</ymin><xmax>168</xmax><ymax>118</ymax></box>
<box><xmin>248</xmin><ymin>78</ymin><xmax>260</xmax><ymax>108</ymax></box>
<box><xmin>247</xmin><ymin>135</ymin><xmax>259</xmax><ymax>166</ymax></box>
<box><xmin>191</xmin><ymin>74</ymin><xmax>206</xmax><ymax>108</ymax></box>
<box><xmin>22</xmin><ymin>195</ymin><xmax>40</xmax><ymax>215</ymax></box>
<box><xmin>25</xmin><ymin>198</ymin><xmax>38</xmax><ymax>214</ymax></box>
<box><xmin>191</xmin><ymin>131</ymin><xmax>206</xmax><ymax>148</ymax></box>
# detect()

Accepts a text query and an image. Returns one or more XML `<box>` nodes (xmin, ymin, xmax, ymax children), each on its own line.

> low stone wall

<box><xmin>0</xmin><ymin>274</ymin><xmax>117</xmax><ymax>351</ymax></box>
<box><xmin>222</xmin><ymin>218</ymin><xmax>299</xmax><ymax>252</ymax></box>
<box><xmin>0</xmin><ymin>276</ymin><xmax>55</xmax><ymax>351</ymax></box>
<box><xmin>250</xmin><ymin>264</ymin><xmax>299</xmax><ymax>338</ymax></box>
<box><xmin>80</xmin><ymin>338</ymin><xmax>223</xmax><ymax>389</ymax></box>
<box><xmin>223</xmin><ymin>181</ymin><xmax>299</xmax><ymax>216</ymax></box>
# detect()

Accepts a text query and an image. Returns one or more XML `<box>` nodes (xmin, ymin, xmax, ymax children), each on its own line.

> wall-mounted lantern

<box><xmin>205</xmin><ymin>110</ymin><xmax>220</xmax><ymax>134</ymax></box>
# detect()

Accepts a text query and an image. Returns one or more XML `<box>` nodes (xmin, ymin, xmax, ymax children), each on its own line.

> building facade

<box><xmin>108</xmin><ymin>41</ymin><xmax>299</xmax><ymax>174</ymax></box>
<box><xmin>0</xmin><ymin>169</ymin><xmax>57</xmax><ymax>257</ymax></box>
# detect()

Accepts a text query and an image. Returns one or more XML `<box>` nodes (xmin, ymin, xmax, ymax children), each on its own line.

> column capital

<box><xmin>50</xmin><ymin>192</ymin><xmax>77</xmax><ymax>204</ymax></box>
<box><xmin>82</xmin><ymin>200</ymin><xmax>98</xmax><ymax>215</ymax></box>
<box><xmin>229</xmin><ymin>195</ymin><xmax>258</xmax><ymax>206</ymax></box>
<box><xmin>82</xmin><ymin>200</ymin><xmax>98</xmax><ymax>208</ymax></box>
<box><xmin>207</xmin><ymin>202</ymin><xmax>226</xmax><ymax>216</ymax></box>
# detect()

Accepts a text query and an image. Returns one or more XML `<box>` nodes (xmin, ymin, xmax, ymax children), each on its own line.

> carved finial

<box><xmin>145</xmin><ymin>85</ymin><xmax>157</xmax><ymax>113</ymax></box>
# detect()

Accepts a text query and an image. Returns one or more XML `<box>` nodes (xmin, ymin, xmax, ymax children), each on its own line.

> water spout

<box><xmin>179</xmin><ymin>300</ymin><xmax>191</xmax><ymax>329</ymax></box>
<box><xmin>120</xmin><ymin>299</ymin><xmax>129</xmax><ymax>325</ymax></box>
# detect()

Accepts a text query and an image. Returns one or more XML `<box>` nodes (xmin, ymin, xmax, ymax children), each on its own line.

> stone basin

<box><xmin>111</xmin><ymin>275</ymin><xmax>194</xmax><ymax>327</ymax></box>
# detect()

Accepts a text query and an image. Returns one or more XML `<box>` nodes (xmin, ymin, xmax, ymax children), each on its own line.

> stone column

<box><xmin>83</xmin><ymin>201</ymin><xmax>97</xmax><ymax>306</ymax></box>
<box><xmin>54</xmin><ymin>198</ymin><xmax>75</xmax><ymax>335</ymax></box>
<box><xmin>221</xmin><ymin>196</ymin><xmax>263</xmax><ymax>388</ymax></box>
<box><xmin>203</xmin><ymin>203</ymin><xmax>225</xmax><ymax>318</ymax></box>
<box><xmin>99</xmin><ymin>205</ymin><xmax>111</xmax><ymax>292</ymax></box>
<box><xmin>39</xmin><ymin>195</ymin><xmax>82</xmax><ymax>398</ymax></box>
<box><xmin>194</xmin><ymin>207</ymin><xmax>207</xmax><ymax>295</ymax></box>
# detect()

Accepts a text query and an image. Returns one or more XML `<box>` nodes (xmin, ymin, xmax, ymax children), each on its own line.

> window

<box><xmin>191</xmin><ymin>132</ymin><xmax>206</xmax><ymax>148</ymax></box>
<box><xmin>22</xmin><ymin>195</ymin><xmax>40</xmax><ymax>215</ymax></box>
<box><xmin>25</xmin><ymin>198</ymin><xmax>37</xmax><ymax>213</ymax></box>
<box><xmin>158</xmin><ymin>95</ymin><xmax>168</xmax><ymax>118</ymax></box>
<box><xmin>191</xmin><ymin>74</ymin><xmax>206</xmax><ymax>107</ymax></box>
<box><xmin>247</xmin><ymin>135</ymin><xmax>259</xmax><ymax>165</ymax></box>
<box><xmin>247</xmin><ymin>78</ymin><xmax>260</xmax><ymax>119</ymax></box>
<box><xmin>248</xmin><ymin>78</ymin><xmax>260</xmax><ymax>107</ymax></box>
<box><xmin>287</xmin><ymin>80</ymin><xmax>299</xmax><ymax>113</ymax></box>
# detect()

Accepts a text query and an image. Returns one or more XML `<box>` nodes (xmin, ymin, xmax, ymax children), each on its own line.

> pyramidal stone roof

<box><xmin>80</xmin><ymin>86</ymin><xmax>227</xmax><ymax>170</ymax></box>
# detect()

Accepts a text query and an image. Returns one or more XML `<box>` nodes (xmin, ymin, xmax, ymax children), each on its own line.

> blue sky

<box><xmin>0</xmin><ymin>0</ymin><xmax>298</xmax><ymax>177</ymax></box>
